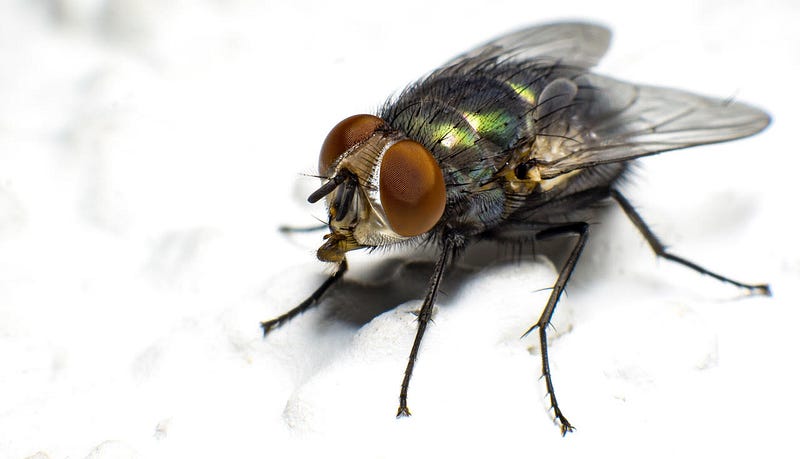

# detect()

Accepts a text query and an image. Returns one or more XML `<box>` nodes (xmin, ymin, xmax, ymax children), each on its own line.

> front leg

<box><xmin>396</xmin><ymin>235</ymin><xmax>459</xmax><ymax>417</ymax></box>
<box><xmin>261</xmin><ymin>259</ymin><xmax>348</xmax><ymax>336</ymax></box>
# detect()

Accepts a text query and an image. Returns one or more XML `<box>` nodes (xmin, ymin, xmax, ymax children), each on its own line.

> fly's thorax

<box><xmin>495</xmin><ymin>122</ymin><xmax>587</xmax><ymax>218</ymax></box>
<box><xmin>313</xmin><ymin>115</ymin><xmax>447</xmax><ymax>262</ymax></box>
<box><xmin>527</xmin><ymin>123</ymin><xmax>586</xmax><ymax>190</ymax></box>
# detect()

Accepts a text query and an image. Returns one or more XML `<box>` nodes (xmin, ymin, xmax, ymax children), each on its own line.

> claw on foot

<box><xmin>396</xmin><ymin>406</ymin><xmax>412</xmax><ymax>418</ymax></box>
<box><xmin>754</xmin><ymin>284</ymin><xmax>772</xmax><ymax>297</ymax></box>
<box><xmin>559</xmin><ymin>421</ymin><xmax>575</xmax><ymax>436</ymax></box>
<box><xmin>261</xmin><ymin>320</ymin><xmax>279</xmax><ymax>337</ymax></box>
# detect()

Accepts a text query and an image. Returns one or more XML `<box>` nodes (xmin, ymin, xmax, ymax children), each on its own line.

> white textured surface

<box><xmin>1</xmin><ymin>1</ymin><xmax>798</xmax><ymax>458</ymax></box>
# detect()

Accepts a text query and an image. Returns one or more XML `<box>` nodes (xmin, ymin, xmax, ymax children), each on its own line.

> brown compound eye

<box><xmin>379</xmin><ymin>140</ymin><xmax>446</xmax><ymax>237</ymax></box>
<box><xmin>319</xmin><ymin>114</ymin><xmax>385</xmax><ymax>175</ymax></box>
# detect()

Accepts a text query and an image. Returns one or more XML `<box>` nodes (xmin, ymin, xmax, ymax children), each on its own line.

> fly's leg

<box><xmin>610</xmin><ymin>189</ymin><xmax>771</xmax><ymax>296</ymax></box>
<box><xmin>397</xmin><ymin>237</ymin><xmax>456</xmax><ymax>417</ymax></box>
<box><xmin>522</xmin><ymin>222</ymin><xmax>589</xmax><ymax>436</ymax></box>
<box><xmin>278</xmin><ymin>223</ymin><xmax>328</xmax><ymax>233</ymax></box>
<box><xmin>261</xmin><ymin>259</ymin><xmax>348</xmax><ymax>336</ymax></box>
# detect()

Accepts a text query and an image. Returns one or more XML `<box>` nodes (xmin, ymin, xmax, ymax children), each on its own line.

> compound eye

<box><xmin>319</xmin><ymin>114</ymin><xmax>385</xmax><ymax>175</ymax></box>
<box><xmin>379</xmin><ymin>140</ymin><xmax>446</xmax><ymax>237</ymax></box>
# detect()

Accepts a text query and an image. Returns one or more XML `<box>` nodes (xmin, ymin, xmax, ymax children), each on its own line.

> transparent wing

<box><xmin>440</xmin><ymin>22</ymin><xmax>611</xmax><ymax>72</ymax></box>
<box><xmin>538</xmin><ymin>75</ymin><xmax>771</xmax><ymax>179</ymax></box>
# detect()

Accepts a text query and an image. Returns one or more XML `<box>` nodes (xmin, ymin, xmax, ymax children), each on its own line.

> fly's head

<box><xmin>310</xmin><ymin>114</ymin><xmax>447</xmax><ymax>263</ymax></box>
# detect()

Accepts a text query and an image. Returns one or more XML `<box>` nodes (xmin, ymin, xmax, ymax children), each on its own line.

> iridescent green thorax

<box><xmin>462</xmin><ymin>109</ymin><xmax>519</xmax><ymax>147</ymax></box>
<box><xmin>379</xmin><ymin>68</ymin><xmax>555</xmax><ymax>234</ymax></box>
<box><xmin>429</xmin><ymin>121</ymin><xmax>478</xmax><ymax>151</ymax></box>
<box><xmin>506</xmin><ymin>81</ymin><xmax>537</xmax><ymax>104</ymax></box>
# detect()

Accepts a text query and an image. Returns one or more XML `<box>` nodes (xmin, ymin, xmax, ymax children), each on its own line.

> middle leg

<box><xmin>523</xmin><ymin>222</ymin><xmax>590</xmax><ymax>435</ymax></box>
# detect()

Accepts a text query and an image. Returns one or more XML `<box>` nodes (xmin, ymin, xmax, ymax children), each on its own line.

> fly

<box><xmin>261</xmin><ymin>22</ymin><xmax>770</xmax><ymax>435</ymax></box>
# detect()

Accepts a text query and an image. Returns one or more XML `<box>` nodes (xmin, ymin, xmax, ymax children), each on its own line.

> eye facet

<box><xmin>319</xmin><ymin>114</ymin><xmax>385</xmax><ymax>175</ymax></box>
<box><xmin>379</xmin><ymin>140</ymin><xmax>446</xmax><ymax>237</ymax></box>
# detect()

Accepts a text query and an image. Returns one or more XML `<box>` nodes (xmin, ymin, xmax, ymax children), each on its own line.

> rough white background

<box><xmin>0</xmin><ymin>0</ymin><xmax>798</xmax><ymax>458</ymax></box>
